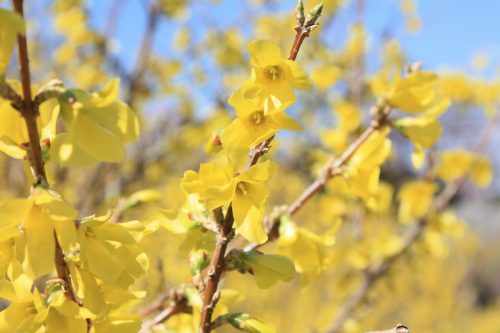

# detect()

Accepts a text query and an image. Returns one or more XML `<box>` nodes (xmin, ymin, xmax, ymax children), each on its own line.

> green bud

<box><xmin>188</xmin><ymin>249</ymin><xmax>209</xmax><ymax>275</ymax></box>
<box><xmin>310</xmin><ymin>2</ymin><xmax>324</xmax><ymax>18</ymax></box>
<box><xmin>295</xmin><ymin>0</ymin><xmax>305</xmax><ymax>24</ymax></box>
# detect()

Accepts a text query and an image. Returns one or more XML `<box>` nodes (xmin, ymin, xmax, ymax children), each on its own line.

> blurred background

<box><xmin>1</xmin><ymin>0</ymin><xmax>500</xmax><ymax>332</ymax></box>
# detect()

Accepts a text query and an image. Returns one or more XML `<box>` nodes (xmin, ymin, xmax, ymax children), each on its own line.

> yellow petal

<box><xmin>411</xmin><ymin>144</ymin><xmax>425</xmax><ymax>169</ymax></box>
<box><xmin>241</xmin><ymin>160</ymin><xmax>278</xmax><ymax>183</ymax></box>
<box><xmin>0</xmin><ymin>199</ymin><xmax>30</xmax><ymax>242</ymax></box>
<box><xmin>205</xmin><ymin>181</ymin><xmax>237</xmax><ymax>210</ymax></box>
<box><xmin>311</xmin><ymin>66</ymin><xmax>341</xmax><ymax>90</ymax></box>
<box><xmin>228</xmin><ymin>87</ymin><xmax>261</xmax><ymax>118</ymax></box>
<box><xmin>471</xmin><ymin>156</ymin><xmax>493</xmax><ymax>188</ymax></box>
<box><xmin>434</xmin><ymin>149</ymin><xmax>474</xmax><ymax>182</ymax></box>
<box><xmin>398</xmin><ymin>180</ymin><xmax>438</xmax><ymax>223</ymax></box>
<box><xmin>283</xmin><ymin>60</ymin><xmax>312</xmax><ymax>90</ymax></box>
<box><xmin>388</xmin><ymin>71</ymin><xmax>439</xmax><ymax>113</ymax></box>
<box><xmin>75</xmin><ymin>113</ymin><xmax>124</xmax><ymax>162</ymax></box>
<box><xmin>0</xmin><ymin>9</ymin><xmax>25</xmax><ymax>75</ymax></box>
<box><xmin>248</xmin><ymin>40</ymin><xmax>282</xmax><ymax>67</ymax></box>
<box><xmin>0</xmin><ymin>135</ymin><xmax>26</xmax><ymax>159</ymax></box>
<box><xmin>92</xmin><ymin>79</ymin><xmax>120</xmax><ymax>107</ymax></box>
<box><xmin>93</xmin><ymin>220</ymin><xmax>144</xmax><ymax>244</ymax></box>
<box><xmin>50</xmin><ymin>133</ymin><xmax>97</xmax><ymax>167</ymax></box>
<box><xmin>22</xmin><ymin>206</ymin><xmax>55</xmax><ymax>278</ymax></box>
<box><xmin>45</xmin><ymin>309</ymin><xmax>88</xmax><ymax>333</ymax></box>
<box><xmin>0</xmin><ymin>300</ymin><xmax>41</xmax><ymax>332</ymax></box>
<box><xmin>233</xmin><ymin>204</ymin><xmax>268</xmax><ymax>244</ymax></box>
<box><xmin>395</xmin><ymin>116</ymin><xmax>442</xmax><ymax>148</ymax></box>
<box><xmin>53</xmin><ymin>219</ymin><xmax>79</xmax><ymax>254</ymax></box>
<box><xmin>272</xmin><ymin>112</ymin><xmax>302</xmax><ymax>131</ymax></box>
<box><xmin>83</xmin><ymin>237</ymin><xmax>122</xmax><ymax>283</ymax></box>
<box><xmin>86</xmin><ymin>101</ymin><xmax>139</xmax><ymax>143</ymax></box>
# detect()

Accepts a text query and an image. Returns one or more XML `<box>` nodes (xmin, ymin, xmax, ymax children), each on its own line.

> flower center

<box><xmin>237</xmin><ymin>182</ymin><xmax>249</xmax><ymax>196</ymax></box>
<box><xmin>264</xmin><ymin>65</ymin><xmax>283</xmax><ymax>81</ymax></box>
<box><xmin>250</xmin><ymin>110</ymin><xmax>265</xmax><ymax>125</ymax></box>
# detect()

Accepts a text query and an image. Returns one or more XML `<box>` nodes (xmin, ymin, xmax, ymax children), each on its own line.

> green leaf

<box><xmin>243</xmin><ymin>252</ymin><xmax>296</xmax><ymax>288</ymax></box>
<box><xmin>227</xmin><ymin>313</ymin><xmax>276</xmax><ymax>333</ymax></box>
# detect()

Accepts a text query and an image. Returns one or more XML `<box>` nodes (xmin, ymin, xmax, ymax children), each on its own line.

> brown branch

<box><xmin>199</xmin><ymin>207</ymin><xmax>235</xmax><ymax>332</ymax></box>
<box><xmin>140</xmin><ymin>289</ymin><xmax>170</xmax><ymax>317</ymax></box>
<box><xmin>13</xmin><ymin>0</ymin><xmax>47</xmax><ymax>185</ymax></box>
<box><xmin>246</xmin><ymin>105</ymin><xmax>392</xmax><ymax>252</ymax></box>
<box><xmin>325</xmin><ymin>119</ymin><xmax>498</xmax><ymax>333</ymax></box>
<box><xmin>140</xmin><ymin>294</ymin><xmax>192</xmax><ymax>333</ymax></box>
<box><xmin>142</xmin><ymin>11</ymin><xmax>328</xmax><ymax>326</ymax></box>
<box><xmin>198</xmin><ymin>13</ymin><xmax>322</xmax><ymax>332</ymax></box>
<box><xmin>0</xmin><ymin>80</ymin><xmax>24</xmax><ymax>110</ymax></box>
<box><xmin>12</xmin><ymin>0</ymin><xmax>86</xmax><ymax>328</ymax></box>
<box><xmin>288</xmin><ymin>106</ymin><xmax>390</xmax><ymax>216</ymax></box>
<box><xmin>54</xmin><ymin>232</ymin><xmax>78</xmax><ymax>302</ymax></box>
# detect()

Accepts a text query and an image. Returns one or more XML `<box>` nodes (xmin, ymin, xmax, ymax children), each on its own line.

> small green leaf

<box><xmin>227</xmin><ymin>313</ymin><xmax>276</xmax><ymax>333</ymax></box>
<box><xmin>243</xmin><ymin>251</ymin><xmax>296</xmax><ymax>288</ymax></box>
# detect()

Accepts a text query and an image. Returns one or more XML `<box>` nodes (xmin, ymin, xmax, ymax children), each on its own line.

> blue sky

<box><xmin>80</xmin><ymin>0</ymin><xmax>500</xmax><ymax>79</ymax></box>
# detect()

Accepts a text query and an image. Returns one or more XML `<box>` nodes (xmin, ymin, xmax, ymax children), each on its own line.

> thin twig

<box><xmin>325</xmin><ymin>118</ymin><xmax>498</xmax><ymax>333</ymax></box>
<box><xmin>246</xmin><ymin>106</ymin><xmax>392</xmax><ymax>252</ymax></box>
<box><xmin>0</xmin><ymin>80</ymin><xmax>24</xmax><ymax>109</ymax></box>
<box><xmin>288</xmin><ymin>106</ymin><xmax>391</xmax><ymax>216</ymax></box>
<box><xmin>198</xmin><ymin>15</ymin><xmax>321</xmax><ymax>332</ymax></box>
<box><xmin>140</xmin><ymin>295</ymin><xmax>192</xmax><ymax>332</ymax></box>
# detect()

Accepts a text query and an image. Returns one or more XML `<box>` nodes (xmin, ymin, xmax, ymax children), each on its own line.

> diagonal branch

<box><xmin>325</xmin><ymin>118</ymin><xmax>498</xmax><ymax>333</ymax></box>
<box><xmin>246</xmin><ymin>105</ymin><xmax>392</xmax><ymax>252</ymax></box>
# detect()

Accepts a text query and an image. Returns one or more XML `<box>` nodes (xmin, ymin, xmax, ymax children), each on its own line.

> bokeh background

<box><xmin>2</xmin><ymin>0</ymin><xmax>500</xmax><ymax>332</ymax></box>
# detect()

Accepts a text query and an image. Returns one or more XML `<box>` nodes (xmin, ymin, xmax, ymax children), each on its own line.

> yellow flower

<box><xmin>0</xmin><ymin>82</ymin><xmax>59</xmax><ymax>159</ymax></box>
<box><xmin>221</xmin><ymin>85</ymin><xmax>301</xmax><ymax>149</ymax></box>
<box><xmin>311</xmin><ymin>66</ymin><xmax>341</xmax><ymax>90</ymax></box>
<box><xmin>0</xmin><ymin>9</ymin><xmax>24</xmax><ymax>75</ymax></box>
<box><xmin>0</xmin><ymin>275</ymin><xmax>94</xmax><ymax>333</ymax></box>
<box><xmin>398</xmin><ymin>180</ymin><xmax>438</xmax><ymax>223</ymax></box>
<box><xmin>247</xmin><ymin>40</ymin><xmax>311</xmax><ymax>108</ymax></box>
<box><xmin>277</xmin><ymin>217</ymin><xmax>335</xmax><ymax>276</ymax></box>
<box><xmin>50</xmin><ymin>79</ymin><xmax>139</xmax><ymax>167</ymax></box>
<box><xmin>0</xmin><ymin>188</ymin><xmax>78</xmax><ymax>279</ymax></box>
<box><xmin>395</xmin><ymin>117</ymin><xmax>442</xmax><ymax>149</ymax></box>
<box><xmin>333</xmin><ymin>100</ymin><xmax>362</xmax><ymax>132</ymax></box>
<box><xmin>394</xmin><ymin>98</ymin><xmax>451</xmax><ymax>169</ymax></box>
<box><xmin>387</xmin><ymin>71</ymin><xmax>439</xmax><ymax>113</ymax></box>
<box><xmin>181</xmin><ymin>159</ymin><xmax>277</xmax><ymax>243</ymax></box>
<box><xmin>434</xmin><ymin>150</ymin><xmax>493</xmax><ymax>188</ymax></box>
<box><xmin>73</xmin><ymin>215</ymin><xmax>149</xmax><ymax>291</ymax></box>
<box><xmin>345</xmin><ymin>127</ymin><xmax>392</xmax><ymax>202</ymax></box>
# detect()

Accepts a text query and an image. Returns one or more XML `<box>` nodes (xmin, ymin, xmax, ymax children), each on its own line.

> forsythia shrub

<box><xmin>0</xmin><ymin>1</ymin><xmax>498</xmax><ymax>333</ymax></box>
